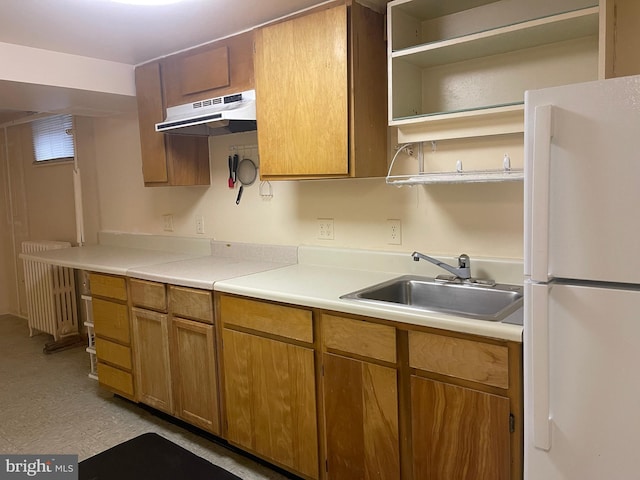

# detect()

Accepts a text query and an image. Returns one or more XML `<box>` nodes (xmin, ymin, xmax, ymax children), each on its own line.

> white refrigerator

<box><xmin>524</xmin><ymin>74</ymin><xmax>640</xmax><ymax>480</ymax></box>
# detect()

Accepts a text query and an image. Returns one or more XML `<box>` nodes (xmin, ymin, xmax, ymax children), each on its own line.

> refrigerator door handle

<box><xmin>531</xmin><ymin>105</ymin><xmax>553</xmax><ymax>283</ymax></box>
<box><xmin>530</xmin><ymin>282</ymin><xmax>551</xmax><ymax>450</ymax></box>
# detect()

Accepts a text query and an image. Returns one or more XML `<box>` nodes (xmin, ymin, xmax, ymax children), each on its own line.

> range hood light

<box><xmin>206</xmin><ymin>120</ymin><xmax>230</xmax><ymax>128</ymax></box>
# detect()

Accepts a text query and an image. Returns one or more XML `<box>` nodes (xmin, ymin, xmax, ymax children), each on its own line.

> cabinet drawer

<box><xmin>220</xmin><ymin>295</ymin><xmax>313</xmax><ymax>343</ymax></box>
<box><xmin>409</xmin><ymin>331</ymin><xmax>509</xmax><ymax>389</ymax></box>
<box><xmin>97</xmin><ymin>362</ymin><xmax>134</xmax><ymax>397</ymax></box>
<box><xmin>322</xmin><ymin>314</ymin><xmax>396</xmax><ymax>363</ymax></box>
<box><xmin>130</xmin><ymin>278</ymin><xmax>167</xmax><ymax>312</ymax></box>
<box><xmin>169</xmin><ymin>286</ymin><xmax>213</xmax><ymax>324</ymax></box>
<box><xmin>89</xmin><ymin>273</ymin><xmax>127</xmax><ymax>301</ymax></box>
<box><xmin>95</xmin><ymin>337</ymin><xmax>132</xmax><ymax>370</ymax></box>
<box><xmin>93</xmin><ymin>298</ymin><xmax>130</xmax><ymax>344</ymax></box>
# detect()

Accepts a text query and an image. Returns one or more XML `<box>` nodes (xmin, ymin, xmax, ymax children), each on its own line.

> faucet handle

<box><xmin>458</xmin><ymin>254</ymin><xmax>470</xmax><ymax>268</ymax></box>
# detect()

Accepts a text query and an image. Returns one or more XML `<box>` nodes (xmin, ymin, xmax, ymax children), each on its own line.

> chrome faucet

<box><xmin>411</xmin><ymin>251</ymin><xmax>471</xmax><ymax>280</ymax></box>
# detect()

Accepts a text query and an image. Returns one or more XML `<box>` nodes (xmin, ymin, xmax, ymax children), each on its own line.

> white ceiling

<box><xmin>0</xmin><ymin>0</ymin><xmax>388</xmax><ymax>123</ymax></box>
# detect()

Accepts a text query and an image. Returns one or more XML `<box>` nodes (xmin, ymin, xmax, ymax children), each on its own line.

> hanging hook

<box><xmin>259</xmin><ymin>181</ymin><xmax>273</xmax><ymax>199</ymax></box>
<box><xmin>503</xmin><ymin>153</ymin><xmax>511</xmax><ymax>171</ymax></box>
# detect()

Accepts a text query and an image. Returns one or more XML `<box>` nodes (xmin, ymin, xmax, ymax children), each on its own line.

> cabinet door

<box><xmin>223</xmin><ymin>328</ymin><xmax>318</xmax><ymax>479</ymax></box>
<box><xmin>171</xmin><ymin>317</ymin><xmax>220</xmax><ymax>434</ymax></box>
<box><xmin>132</xmin><ymin>307</ymin><xmax>173</xmax><ymax>414</ymax></box>
<box><xmin>411</xmin><ymin>376</ymin><xmax>511</xmax><ymax>480</ymax></box>
<box><xmin>255</xmin><ymin>5</ymin><xmax>348</xmax><ymax>177</ymax></box>
<box><xmin>606</xmin><ymin>0</ymin><xmax>640</xmax><ymax>77</ymax></box>
<box><xmin>134</xmin><ymin>62</ymin><xmax>169</xmax><ymax>184</ymax></box>
<box><xmin>161</xmin><ymin>31</ymin><xmax>254</xmax><ymax>107</ymax></box>
<box><xmin>323</xmin><ymin>353</ymin><xmax>399</xmax><ymax>480</ymax></box>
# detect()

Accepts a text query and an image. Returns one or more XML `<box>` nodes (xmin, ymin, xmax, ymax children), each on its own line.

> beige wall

<box><xmin>0</xmin><ymin>110</ymin><xmax>524</xmax><ymax>315</ymax></box>
<box><xmin>92</xmin><ymin>112</ymin><xmax>524</xmax><ymax>260</ymax></box>
<box><xmin>0</xmin><ymin>117</ymin><xmax>100</xmax><ymax>315</ymax></box>
<box><xmin>0</xmin><ymin>129</ymin><xmax>14</xmax><ymax>314</ymax></box>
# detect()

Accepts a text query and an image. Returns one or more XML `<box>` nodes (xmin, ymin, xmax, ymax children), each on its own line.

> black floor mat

<box><xmin>79</xmin><ymin>432</ymin><xmax>242</xmax><ymax>480</ymax></box>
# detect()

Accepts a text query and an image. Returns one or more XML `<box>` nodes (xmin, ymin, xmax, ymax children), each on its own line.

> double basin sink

<box><xmin>340</xmin><ymin>275</ymin><xmax>523</xmax><ymax>322</ymax></box>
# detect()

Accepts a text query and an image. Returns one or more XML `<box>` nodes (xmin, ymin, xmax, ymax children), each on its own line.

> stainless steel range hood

<box><xmin>155</xmin><ymin>89</ymin><xmax>256</xmax><ymax>136</ymax></box>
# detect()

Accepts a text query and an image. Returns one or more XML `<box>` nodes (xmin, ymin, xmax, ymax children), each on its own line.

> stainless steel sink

<box><xmin>340</xmin><ymin>275</ymin><xmax>523</xmax><ymax>321</ymax></box>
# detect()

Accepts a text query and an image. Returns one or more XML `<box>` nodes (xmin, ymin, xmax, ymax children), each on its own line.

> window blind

<box><xmin>31</xmin><ymin>114</ymin><xmax>74</xmax><ymax>162</ymax></box>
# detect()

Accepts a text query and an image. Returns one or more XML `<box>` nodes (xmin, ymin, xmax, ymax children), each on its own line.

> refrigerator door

<box><xmin>524</xmin><ymin>75</ymin><xmax>640</xmax><ymax>284</ymax></box>
<box><xmin>524</xmin><ymin>282</ymin><xmax>640</xmax><ymax>480</ymax></box>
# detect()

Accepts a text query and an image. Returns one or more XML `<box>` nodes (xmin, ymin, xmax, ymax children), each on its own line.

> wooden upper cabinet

<box><xmin>161</xmin><ymin>31</ymin><xmax>255</xmax><ymax>107</ymax></box>
<box><xmin>134</xmin><ymin>62</ymin><xmax>210</xmax><ymax>187</ymax></box>
<box><xmin>133</xmin><ymin>31</ymin><xmax>254</xmax><ymax>187</ymax></box>
<box><xmin>254</xmin><ymin>1</ymin><xmax>387</xmax><ymax>179</ymax></box>
<box><xmin>602</xmin><ymin>0</ymin><xmax>640</xmax><ymax>78</ymax></box>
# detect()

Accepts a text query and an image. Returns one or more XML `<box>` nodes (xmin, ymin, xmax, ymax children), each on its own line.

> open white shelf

<box><xmin>392</xmin><ymin>7</ymin><xmax>598</xmax><ymax>69</ymax></box>
<box><xmin>387</xmin><ymin>0</ymin><xmax>600</xmax><ymax>141</ymax></box>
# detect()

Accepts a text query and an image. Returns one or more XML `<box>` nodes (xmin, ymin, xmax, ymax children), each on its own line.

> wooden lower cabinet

<box><xmin>90</xmin><ymin>273</ymin><xmax>135</xmax><ymax>399</ymax></box>
<box><xmin>171</xmin><ymin>317</ymin><xmax>220</xmax><ymax>434</ymax></box>
<box><xmin>131</xmin><ymin>307</ymin><xmax>173</xmax><ymax>414</ymax></box>
<box><xmin>323</xmin><ymin>353</ymin><xmax>400</xmax><ymax>480</ymax></box>
<box><xmin>120</xmin><ymin>287</ymin><xmax>521</xmax><ymax>480</ymax></box>
<box><xmin>222</xmin><ymin>327</ymin><xmax>318</xmax><ymax>479</ymax></box>
<box><xmin>408</xmin><ymin>329</ymin><xmax>522</xmax><ymax>480</ymax></box>
<box><xmin>130</xmin><ymin>282</ymin><xmax>220</xmax><ymax>435</ymax></box>
<box><xmin>411</xmin><ymin>376</ymin><xmax>511</xmax><ymax>480</ymax></box>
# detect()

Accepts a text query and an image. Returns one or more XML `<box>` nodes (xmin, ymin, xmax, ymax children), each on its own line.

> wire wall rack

<box><xmin>386</xmin><ymin>142</ymin><xmax>524</xmax><ymax>186</ymax></box>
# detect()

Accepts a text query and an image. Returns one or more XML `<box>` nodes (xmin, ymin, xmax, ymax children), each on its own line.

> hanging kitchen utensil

<box><xmin>232</xmin><ymin>154</ymin><xmax>239</xmax><ymax>186</ymax></box>
<box><xmin>259</xmin><ymin>181</ymin><xmax>273</xmax><ymax>199</ymax></box>
<box><xmin>227</xmin><ymin>155</ymin><xmax>234</xmax><ymax>188</ymax></box>
<box><xmin>235</xmin><ymin>158</ymin><xmax>258</xmax><ymax>205</ymax></box>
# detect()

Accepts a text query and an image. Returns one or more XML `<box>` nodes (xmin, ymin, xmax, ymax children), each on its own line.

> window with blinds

<box><xmin>31</xmin><ymin>114</ymin><xmax>74</xmax><ymax>163</ymax></box>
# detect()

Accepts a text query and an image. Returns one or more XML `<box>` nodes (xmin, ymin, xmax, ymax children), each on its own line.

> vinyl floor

<box><xmin>0</xmin><ymin>314</ymin><xmax>290</xmax><ymax>480</ymax></box>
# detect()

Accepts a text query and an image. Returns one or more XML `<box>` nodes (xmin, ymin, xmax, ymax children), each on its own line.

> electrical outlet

<box><xmin>317</xmin><ymin>218</ymin><xmax>334</xmax><ymax>240</ymax></box>
<box><xmin>162</xmin><ymin>214</ymin><xmax>174</xmax><ymax>232</ymax></box>
<box><xmin>195</xmin><ymin>215</ymin><xmax>205</xmax><ymax>235</ymax></box>
<box><xmin>387</xmin><ymin>219</ymin><xmax>402</xmax><ymax>245</ymax></box>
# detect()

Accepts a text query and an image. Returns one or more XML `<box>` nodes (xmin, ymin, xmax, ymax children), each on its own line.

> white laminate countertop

<box><xmin>214</xmin><ymin>262</ymin><xmax>524</xmax><ymax>343</ymax></box>
<box><xmin>215</xmin><ymin>246</ymin><xmax>524</xmax><ymax>342</ymax></box>
<box><xmin>19</xmin><ymin>242</ymin><xmax>294</xmax><ymax>290</ymax></box>
<box><xmin>19</xmin><ymin>244</ymin><xmax>203</xmax><ymax>276</ymax></box>
<box><xmin>19</xmin><ymin>237</ymin><xmax>524</xmax><ymax>342</ymax></box>
<box><xmin>127</xmin><ymin>255</ymin><xmax>289</xmax><ymax>290</ymax></box>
